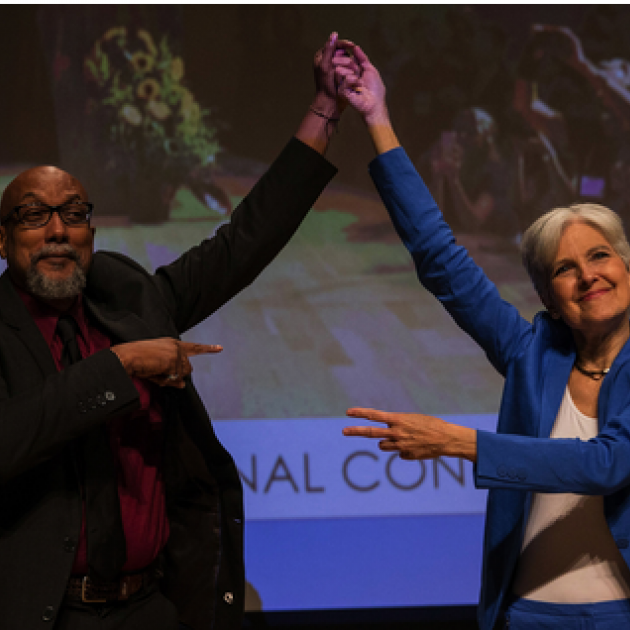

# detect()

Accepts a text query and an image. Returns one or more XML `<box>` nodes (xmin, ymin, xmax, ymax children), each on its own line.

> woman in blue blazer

<box><xmin>336</xmin><ymin>44</ymin><xmax>630</xmax><ymax>630</ymax></box>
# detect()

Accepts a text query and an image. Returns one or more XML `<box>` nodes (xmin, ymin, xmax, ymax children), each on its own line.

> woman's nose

<box><xmin>577</xmin><ymin>261</ymin><xmax>597</xmax><ymax>284</ymax></box>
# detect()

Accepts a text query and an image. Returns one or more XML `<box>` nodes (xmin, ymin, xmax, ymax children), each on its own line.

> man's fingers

<box><xmin>151</xmin><ymin>375</ymin><xmax>186</xmax><ymax>389</ymax></box>
<box><xmin>179</xmin><ymin>342</ymin><xmax>223</xmax><ymax>357</ymax></box>
<box><xmin>336</xmin><ymin>38</ymin><xmax>356</xmax><ymax>49</ymax></box>
<box><xmin>320</xmin><ymin>31</ymin><xmax>338</xmax><ymax>68</ymax></box>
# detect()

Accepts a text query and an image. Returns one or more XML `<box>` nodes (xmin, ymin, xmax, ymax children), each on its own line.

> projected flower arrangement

<box><xmin>83</xmin><ymin>27</ymin><xmax>229</xmax><ymax>222</ymax></box>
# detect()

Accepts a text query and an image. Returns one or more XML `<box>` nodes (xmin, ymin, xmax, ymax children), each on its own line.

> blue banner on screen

<box><xmin>213</xmin><ymin>415</ymin><xmax>496</xmax><ymax>611</ymax></box>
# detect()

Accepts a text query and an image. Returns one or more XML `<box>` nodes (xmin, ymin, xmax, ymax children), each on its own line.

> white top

<box><xmin>512</xmin><ymin>387</ymin><xmax>630</xmax><ymax>603</ymax></box>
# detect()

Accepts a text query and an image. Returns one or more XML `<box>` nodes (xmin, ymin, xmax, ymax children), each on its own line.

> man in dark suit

<box><xmin>0</xmin><ymin>32</ymin><xmax>344</xmax><ymax>630</ymax></box>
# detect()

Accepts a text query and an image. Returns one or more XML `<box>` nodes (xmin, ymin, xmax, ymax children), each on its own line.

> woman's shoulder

<box><xmin>510</xmin><ymin>309</ymin><xmax>574</xmax><ymax>364</ymax></box>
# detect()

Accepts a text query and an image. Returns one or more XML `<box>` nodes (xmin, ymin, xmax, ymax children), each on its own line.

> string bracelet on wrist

<box><xmin>310</xmin><ymin>107</ymin><xmax>340</xmax><ymax>133</ymax></box>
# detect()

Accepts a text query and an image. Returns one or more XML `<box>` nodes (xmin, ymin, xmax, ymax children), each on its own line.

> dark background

<box><xmin>0</xmin><ymin>5</ymin><xmax>615</xmax><ymax>181</ymax></box>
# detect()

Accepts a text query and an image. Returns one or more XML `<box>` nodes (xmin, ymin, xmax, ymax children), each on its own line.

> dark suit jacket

<box><xmin>0</xmin><ymin>138</ymin><xmax>336</xmax><ymax>629</ymax></box>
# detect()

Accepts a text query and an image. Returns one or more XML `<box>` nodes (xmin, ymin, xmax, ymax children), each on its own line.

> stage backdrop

<box><xmin>2</xmin><ymin>4</ymin><xmax>630</xmax><ymax>613</ymax></box>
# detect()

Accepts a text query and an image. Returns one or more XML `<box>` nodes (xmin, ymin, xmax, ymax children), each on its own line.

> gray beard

<box><xmin>25</xmin><ymin>244</ymin><xmax>87</xmax><ymax>301</ymax></box>
<box><xmin>26</xmin><ymin>266</ymin><xmax>86</xmax><ymax>301</ymax></box>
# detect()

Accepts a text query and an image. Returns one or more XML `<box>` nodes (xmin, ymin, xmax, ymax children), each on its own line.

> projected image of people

<box><xmin>337</xmin><ymin>42</ymin><xmax>630</xmax><ymax>630</ymax></box>
<box><xmin>514</xmin><ymin>23</ymin><xmax>630</xmax><ymax>231</ymax></box>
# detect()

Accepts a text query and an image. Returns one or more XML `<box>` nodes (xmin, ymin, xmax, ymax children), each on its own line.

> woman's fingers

<box><xmin>342</xmin><ymin>426</ymin><xmax>392</xmax><ymax>439</ymax></box>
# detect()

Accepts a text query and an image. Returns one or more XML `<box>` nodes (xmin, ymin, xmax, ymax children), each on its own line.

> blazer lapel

<box><xmin>0</xmin><ymin>272</ymin><xmax>57</xmax><ymax>376</ymax></box>
<box><xmin>539</xmin><ymin>344</ymin><xmax>575</xmax><ymax>438</ymax></box>
<box><xmin>598</xmin><ymin>336</ymin><xmax>630</xmax><ymax>430</ymax></box>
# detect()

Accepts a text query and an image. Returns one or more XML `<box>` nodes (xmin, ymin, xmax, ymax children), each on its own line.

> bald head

<box><xmin>0</xmin><ymin>166</ymin><xmax>88</xmax><ymax>222</ymax></box>
<box><xmin>0</xmin><ymin>165</ymin><xmax>94</xmax><ymax>309</ymax></box>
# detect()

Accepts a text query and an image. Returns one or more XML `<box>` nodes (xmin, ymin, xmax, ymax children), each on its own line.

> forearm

<box><xmin>0</xmin><ymin>350</ymin><xmax>139</xmax><ymax>482</ymax></box>
<box><xmin>444</xmin><ymin>424</ymin><xmax>478</xmax><ymax>463</ymax></box>
<box><xmin>155</xmin><ymin>138</ymin><xmax>337</xmax><ymax>332</ymax></box>
<box><xmin>365</xmin><ymin>108</ymin><xmax>400</xmax><ymax>156</ymax></box>
<box><xmin>368</xmin><ymin>146</ymin><xmax>530</xmax><ymax>374</ymax></box>
<box><xmin>295</xmin><ymin>32</ymin><xmax>345</xmax><ymax>156</ymax></box>
<box><xmin>475</xmin><ymin>429</ymin><xmax>630</xmax><ymax>494</ymax></box>
<box><xmin>295</xmin><ymin>94</ymin><xmax>341</xmax><ymax>156</ymax></box>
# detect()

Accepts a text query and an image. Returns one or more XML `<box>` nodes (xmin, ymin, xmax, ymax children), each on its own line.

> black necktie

<box><xmin>57</xmin><ymin>314</ymin><xmax>127</xmax><ymax>581</ymax></box>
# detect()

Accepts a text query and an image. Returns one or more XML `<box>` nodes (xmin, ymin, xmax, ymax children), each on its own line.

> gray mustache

<box><xmin>31</xmin><ymin>244</ymin><xmax>80</xmax><ymax>265</ymax></box>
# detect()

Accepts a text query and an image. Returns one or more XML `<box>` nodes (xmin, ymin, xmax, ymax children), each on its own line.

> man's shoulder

<box><xmin>91</xmin><ymin>250</ymin><xmax>150</xmax><ymax>277</ymax></box>
<box><xmin>85</xmin><ymin>251</ymin><xmax>177</xmax><ymax>331</ymax></box>
<box><xmin>89</xmin><ymin>250</ymin><xmax>158</xmax><ymax>287</ymax></box>
<box><xmin>86</xmin><ymin>251</ymin><xmax>156</xmax><ymax>304</ymax></box>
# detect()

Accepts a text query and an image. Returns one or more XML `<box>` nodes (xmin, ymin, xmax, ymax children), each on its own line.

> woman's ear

<box><xmin>542</xmin><ymin>297</ymin><xmax>560</xmax><ymax>319</ymax></box>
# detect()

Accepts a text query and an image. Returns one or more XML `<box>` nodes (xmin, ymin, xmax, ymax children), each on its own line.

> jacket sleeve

<box><xmin>476</xmin><ymin>357</ymin><xmax>630</xmax><ymax>495</ymax></box>
<box><xmin>153</xmin><ymin>137</ymin><xmax>337</xmax><ymax>334</ymax></box>
<box><xmin>369</xmin><ymin>147</ymin><xmax>532</xmax><ymax>376</ymax></box>
<box><xmin>475</xmin><ymin>421</ymin><xmax>630</xmax><ymax>495</ymax></box>
<box><xmin>0</xmin><ymin>349</ymin><xmax>140</xmax><ymax>483</ymax></box>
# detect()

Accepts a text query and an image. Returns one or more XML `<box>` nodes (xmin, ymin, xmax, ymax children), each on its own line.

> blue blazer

<box><xmin>369</xmin><ymin>147</ymin><xmax>630</xmax><ymax>630</ymax></box>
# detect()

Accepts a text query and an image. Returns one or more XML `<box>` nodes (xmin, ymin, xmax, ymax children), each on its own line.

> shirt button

<box><xmin>105</xmin><ymin>391</ymin><xmax>116</xmax><ymax>402</ymax></box>
<box><xmin>223</xmin><ymin>592</ymin><xmax>234</xmax><ymax>605</ymax></box>
<box><xmin>42</xmin><ymin>606</ymin><xmax>55</xmax><ymax>622</ymax></box>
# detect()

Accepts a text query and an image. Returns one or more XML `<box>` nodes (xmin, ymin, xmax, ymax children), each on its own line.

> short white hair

<box><xmin>521</xmin><ymin>203</ymin><xmax>630</xmax><ymax>307</ymax></box>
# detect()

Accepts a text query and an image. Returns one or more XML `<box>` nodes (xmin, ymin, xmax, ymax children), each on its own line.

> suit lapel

<box><xmin>0</xmin><ymin>272</ymin><xmax>57</xmax><ymax>376</ymax></box>
<box><xmin>0</xmin><ymin>270</ymin><xmax>159</xmax><ymax>377</ymax></box>
<box><xmin>83</xmin><ymin>294</ymin><xmax>162</xmax><ymax>344</ymax></box>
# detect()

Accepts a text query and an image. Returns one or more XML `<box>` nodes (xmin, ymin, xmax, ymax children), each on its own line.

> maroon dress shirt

<box><xmin>18</xmin><ymin>288</ymin><xmax>170</xmax><ymax>574</ymax></box>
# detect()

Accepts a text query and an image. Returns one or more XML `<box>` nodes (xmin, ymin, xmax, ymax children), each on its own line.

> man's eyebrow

<box><xmin>18</xmin><ymin>192</ymin><xmax>83</xmax><ymax>204</ymax></box>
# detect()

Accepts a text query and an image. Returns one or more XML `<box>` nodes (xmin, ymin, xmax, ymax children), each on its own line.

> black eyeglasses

<box><xmin>1</xmin><ymin>202</ymin><xmax>94</xmax><ymax>228</ymax></box>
